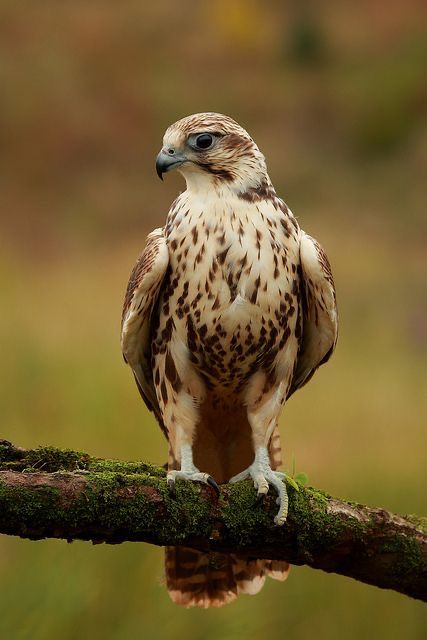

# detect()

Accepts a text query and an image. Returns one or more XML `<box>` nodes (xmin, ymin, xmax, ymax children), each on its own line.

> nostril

<box><xmin>167</xmin><ymin>148</ymin><xmax>175</xmax><ymax>155</ymax></box>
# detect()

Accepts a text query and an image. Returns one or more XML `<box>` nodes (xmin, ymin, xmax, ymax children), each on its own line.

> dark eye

<box><xmin>195</xmin><ymin>133</ymin><xmax>213</xmax><ymax>150</ymax></box>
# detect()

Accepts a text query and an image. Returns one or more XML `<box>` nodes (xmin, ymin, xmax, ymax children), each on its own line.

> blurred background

<box><xmin>0</xmin><ymin>1</ymin><xmax>426</xmax><ymax>638</ymax></box>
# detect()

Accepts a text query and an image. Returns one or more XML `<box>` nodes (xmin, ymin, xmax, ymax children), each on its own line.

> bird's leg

<box><xmin>167</xmin><ymin>440</ymin><xmax>220</xmax><ymax>495</ymax></box>
<box><xmin>229</xmin><ymin>379</ymin><xmax>288</xmax><ymax>525</ymax></box>
<box><xmin>159</xmin><ymin>369</ymin><xmax>220</xmax><ymax>495</ymax></box>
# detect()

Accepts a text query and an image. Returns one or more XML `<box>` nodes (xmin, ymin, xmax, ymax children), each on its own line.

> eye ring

<box><xmin>195</xmin><ymin>133</ymin><xmax>214</xmax><ymax>150</ymax></box>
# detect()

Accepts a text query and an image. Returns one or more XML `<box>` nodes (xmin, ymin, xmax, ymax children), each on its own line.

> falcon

<box><xmin>121</xmin><ymin>113</ymin><xmax>338</xmax><ymax>607</ymax></box>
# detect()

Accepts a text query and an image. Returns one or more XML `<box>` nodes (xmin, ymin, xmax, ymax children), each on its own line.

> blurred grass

<box><xmin>1</xmin><ymin>1</ymin><xmax>427</xmax><ymax>639</ymax></box>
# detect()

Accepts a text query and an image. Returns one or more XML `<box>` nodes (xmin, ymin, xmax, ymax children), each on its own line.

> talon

<box><xmin>231</xmin><ymin>452</ymin><xmax>289</xmax><ymax>525</ymax></box>
<box><xmin>207</xmin><ymin>476</ymin><xmax>220</xmax><ymax>495</ymax></box>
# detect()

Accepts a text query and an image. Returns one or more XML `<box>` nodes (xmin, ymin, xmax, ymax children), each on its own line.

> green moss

<box><xmin>87</xmin><ymin>458</ymin><xmax>165</xmax><ymax>478</ymax></box>
<box><xmin>381</xmin><ymin>533</ymin><xmax>425</xmax><ymax>578</ymax></box>
<box><xmin>220</xmin><ymin>481</ymin><xmax>274</xmax><ymax>545</ymax></box>
<box><xmin>24</xmin><ymin>447</ymin><xmax>90</xmax><ymax>472</ymax></box>
<box><xmin>0</xmin><ymin>482</ymin><xmax>62</xmax><ymax>533</ymax></box>
<box><xmin>0</xmin><ymin>445</ymin><xmax>90</xmax><ymax>472</ymax></box>
<box><xmin>0</xmin><ymin>442</ymin><xmax>24</xmax><ymax>464</ymax></box>
<box><xmin>287</xmin><ymin>486</ymin><xmax>371</xmax><ymax>555</ymax></box>
<box><xmin>75</xmin><ymin>471</ymin><xmax>213</xmax><ymax>544</ymax></box>
<box><xmin>0</xmin><ymin>444</ymin><xmax>211</xmax><ymax>543</ymax></box>
<box><xmin>0</xmin><ymin>466</ymin><xmax>213</xmax><ymax>546</ymax></box>
<box><xmin>0</xmin><ymin>444</ymin><xmax>210</xmax><ymax>543</ymax></box>
<box><xmin>0</xmin><ymin>444</ymin><xmax>13</xmax><ymax>460</ymax></box>
<box><xmin>404</xmin><ymin>514</ymin><xmax>427</xmax><ymax>534</ymax></box>
<box><xmin>0</xmin><ymin>444</ymin><xmax>166</xmax><ymax>478</ymax></box>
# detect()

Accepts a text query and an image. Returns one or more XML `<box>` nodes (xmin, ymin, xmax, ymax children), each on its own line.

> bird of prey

<box><xmin>121</xmin><ymin>113</ymin><xmax>338</xmax><ymax>607</ymax></box>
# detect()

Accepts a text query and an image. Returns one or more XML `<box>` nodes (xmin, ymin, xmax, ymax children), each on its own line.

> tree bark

<box><xmin>0</xmin><ymin>440</ymin><xmax>425</xmax><ymax>601</ymax></box>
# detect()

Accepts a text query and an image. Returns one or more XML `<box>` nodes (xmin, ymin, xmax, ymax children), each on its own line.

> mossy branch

<box><xmin>0</xmin><ymin>440</ymin><xmax>425</xmax><ymax>601</ymax></box>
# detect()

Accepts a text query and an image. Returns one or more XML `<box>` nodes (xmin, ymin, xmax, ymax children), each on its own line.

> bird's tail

<box><xmin>165</xmin><ymin>423</ymin><xmax>289</xmax><ymax>608</ymax></box>
<box><xmin>165</xmin><ymin>546</ymin><xmax>289</xmax><ymax>608</ymax></box>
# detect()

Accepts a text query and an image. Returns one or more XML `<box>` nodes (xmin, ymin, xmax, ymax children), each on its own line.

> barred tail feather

<box><xmin>264</xmin><ymin>559</ymin><xmax>291</xmax><ymax>581</ymax></box>
<box><xmin>165</xmin><ymin>547</ymin><xmax>289</xmax><ymax>608</ymax></box>
<box><xmin>232</xmin><ymin>558</ymin><xmax>266</xmax><ymax>595</ymax></box>
<box><xmin>165</xmin><ymin>547</ymin><xmax>238</xmax><ymax>608</ymax></box>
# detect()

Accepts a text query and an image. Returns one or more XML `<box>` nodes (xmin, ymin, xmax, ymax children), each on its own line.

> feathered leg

<box><xmin>230</xmin><ymin>373</ymin><xmax>288</xmax><ymax>525</ymax></box>
<box><xmin>167</xmin><ymin>440</ymin><xmax>219</xmax><ymax>494</ymax></box>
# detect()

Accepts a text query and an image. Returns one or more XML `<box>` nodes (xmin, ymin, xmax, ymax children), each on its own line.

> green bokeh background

<box><xmin>1</xmin><ymin>2</ymin><xmax>426</xmax><ymax>638</ymax></box>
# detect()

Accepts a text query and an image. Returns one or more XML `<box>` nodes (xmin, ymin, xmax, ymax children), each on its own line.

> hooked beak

<box><xmin>156</xmin><ymin>149</ymin><xmax>186</xmax><ymax>181</ymax></box>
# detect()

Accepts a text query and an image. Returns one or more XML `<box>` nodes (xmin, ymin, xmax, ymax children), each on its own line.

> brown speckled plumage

<box><xmin>121</xmin><ymin>113</ymin><xmax>338</xmax><ymax>608</ymax></box>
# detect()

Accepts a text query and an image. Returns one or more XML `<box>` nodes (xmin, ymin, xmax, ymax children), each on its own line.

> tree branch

<box><xmin>0</xmin><ymin>440</ymin><xmax>425</xmax><ymax>601</ymax></box>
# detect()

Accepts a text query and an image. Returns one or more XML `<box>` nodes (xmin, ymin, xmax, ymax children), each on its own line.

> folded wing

<box><xmin>288</xmin><ymin>232</ymin><xmax>338</xmax><ymax>397</ymax></box>
<box><xmin>121</xmin><ymin>228</ymin><xmax>169</xmax><ymax>436</ymax></box>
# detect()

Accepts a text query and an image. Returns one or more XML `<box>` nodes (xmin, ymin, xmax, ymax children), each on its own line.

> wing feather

<box><xmin>121</xmin><ymin>228</ymin><xmax>169</xmax><ymax>436</ymax></box>
<box><xmin>288</xmin><ymin>232</ymin><xmax>338</xmax><ymax>397</ymax></box>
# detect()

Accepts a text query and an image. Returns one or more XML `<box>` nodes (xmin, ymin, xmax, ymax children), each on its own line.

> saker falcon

<box><xmin>121</xmin><ymin>113</ymin><xmax>338</xmax><ymax>608</ymax></box>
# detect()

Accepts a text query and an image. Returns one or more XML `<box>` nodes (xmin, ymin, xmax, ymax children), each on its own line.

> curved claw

<box><xmin>256</xmin><ymin>492</ymin><xmax>266</xmax><ymax>505</ymax></box>
<box><xmin>207</xmin><ymin>475</ymin><xmax>220</xmax><ymax>496</ymax></box>
<box><xmin>166</xmin><ymin>469</ymin><xmax>220</xmax><ymax>496</ymax></box>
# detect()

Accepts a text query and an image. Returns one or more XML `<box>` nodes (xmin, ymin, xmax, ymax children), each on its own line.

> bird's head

<box><xmin>156</xmin><ymin>113</ymin><xmax>270</xmax><ymax>195</ymax></box>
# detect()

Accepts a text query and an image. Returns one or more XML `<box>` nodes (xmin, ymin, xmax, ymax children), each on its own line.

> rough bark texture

<box><xmin>0</xmin><ymin>440</ymin><xmax>425</xmax><ymax>601</ymax></box>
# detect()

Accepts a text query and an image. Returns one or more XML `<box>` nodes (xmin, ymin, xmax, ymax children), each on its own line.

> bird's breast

<box><xmin>157</xmin><ymin>199</ymin><xmax>301</xmax><ymax>387</ymax></box>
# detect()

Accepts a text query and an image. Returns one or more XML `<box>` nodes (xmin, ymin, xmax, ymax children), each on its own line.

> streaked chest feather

<box><xmin>154</xmin><ymin>193</ymin><xmax>302</xmax><ymax>386</ymax></box>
